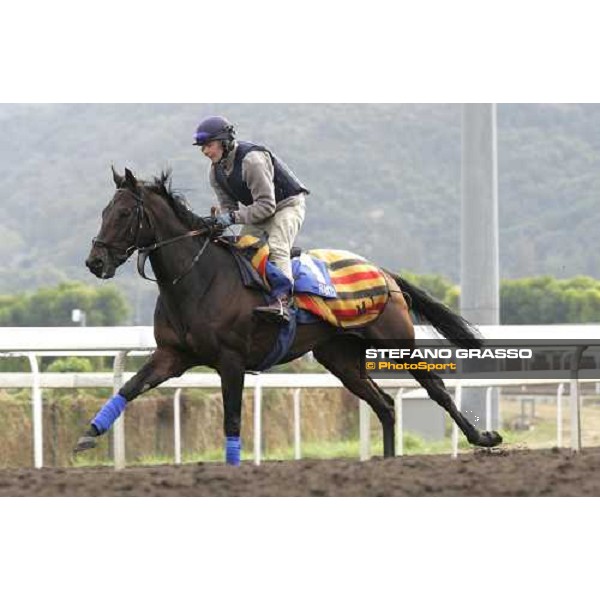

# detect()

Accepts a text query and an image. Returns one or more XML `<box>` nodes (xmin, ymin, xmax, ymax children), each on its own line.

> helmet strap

<box><xmin>222</xmin><ymin>138</ymin><xmax>235</xmax><ymax>158</ymax></box>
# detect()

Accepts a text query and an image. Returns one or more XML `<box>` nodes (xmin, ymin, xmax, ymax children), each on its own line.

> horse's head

<box><xmin>87</xmin><ymin>168</ymin><xmax>214</xmax><ymax>281</ymax></box>
<box><xmin>86</xmin><ymin>167</ymin><xmax>153</xmax><ymax>279</ymax></box>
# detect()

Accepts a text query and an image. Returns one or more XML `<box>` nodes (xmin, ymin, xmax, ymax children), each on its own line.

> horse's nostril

<box><xmin>86</xmin><ymin>257</ymin><xmax>103</xmax><ymax>271</ymax></box>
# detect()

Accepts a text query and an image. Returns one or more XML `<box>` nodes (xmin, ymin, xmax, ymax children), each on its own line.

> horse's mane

<box><xmin>144</xmin><ymin>170</ymin><xmax>204</xmax><ymax>231</ymax></box>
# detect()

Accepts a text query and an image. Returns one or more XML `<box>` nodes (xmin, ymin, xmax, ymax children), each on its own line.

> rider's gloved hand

<box><xmin>202</xmin><ymin>211</ymin><xmax>235</xmax><ymax>234</ymax></box>
<box><xmin>215</xmin><ymin>211</ymin><xmax>234</xmax><ymax>228</ymax></box>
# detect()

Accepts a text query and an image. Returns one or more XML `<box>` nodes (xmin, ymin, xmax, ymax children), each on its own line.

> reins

<box><xmin>136</xmin><ymin>229</ymin><xmax>211</xmax><ymax>285</ymax></box>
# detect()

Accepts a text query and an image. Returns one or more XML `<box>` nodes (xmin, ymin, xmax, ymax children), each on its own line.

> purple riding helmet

<box><xmin>193</xmin><ymin>115</ymin><xmax>236</xmax><ymax>146</ymax></box>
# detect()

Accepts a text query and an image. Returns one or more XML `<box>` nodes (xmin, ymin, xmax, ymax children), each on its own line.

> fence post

<box><xmin>27</xmin><ymin>353</ymin><xmax>43</xmax><ymax>469</ymax></box>
<box><xmin>556</xmin><ymin>382</ymin><xmax>564</xmax><ymax>448</ymax></box>
<box><xmin>485</xmin><ymin>387</ymin><xmax>493</xmax><ymax>431</ymax></box>
<box><xmin>395</xmin><ymin>389</ymin><xmax>403</xmax><ymax>457</ymax></box>
<box><xmin>359</xmin><ymin>400</ymin><xmax>371</xmax><ymax>461</ymax></box>
<box><xmin>570</xmin><ymin>345</ymin><xmax>587</xmax><ymax>452</ymax></box>
<box><xmin>293</xmin><ymin>388</ymin><xmax>302</xmax><ymax>460</ymax></box>
<box><xmin>173</xmin><ymin>388</ymin><xmax>182</xmax><ymax>465</ymax></box>
<box><xmin>452</xmin><ymin>384</ymin><xmax>462</xmax><ymax>458</ymax></box>
<box><xmin>254</xmin><ymin>375</ymin><xmax>262</xmax><ymax>465</ymax></box>
<box><xmin>112</xmin><ymin>351</ymin><xmax>127</xmax><ymax>470</ymax></box>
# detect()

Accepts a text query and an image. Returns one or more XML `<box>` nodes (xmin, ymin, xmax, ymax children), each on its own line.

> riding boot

<box><xmin>253</xmin><ymin>294</ymin><xmax>292</xmax><ymax>323</ymax></box>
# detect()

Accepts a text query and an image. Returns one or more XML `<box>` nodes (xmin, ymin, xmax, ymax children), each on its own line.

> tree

<box><xmin>397</xmin><ymin>272</ymin><xmax>600</xmax><ymax>324</ymax></box>
<box><xmin>0</xmin><ymin>281</ymin><xmax>129</xmax><ymax>326</ymax></box>
<box><xmin>500</xmin><ymin>276</ymin><xmax>600</xmax><ymax>324</ymax></box>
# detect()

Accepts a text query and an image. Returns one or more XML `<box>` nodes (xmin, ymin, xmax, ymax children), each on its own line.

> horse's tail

<box><xmin>384</xmin><ymin>270</ymin><xmax>484</xmax><ymax>349</ymax></box>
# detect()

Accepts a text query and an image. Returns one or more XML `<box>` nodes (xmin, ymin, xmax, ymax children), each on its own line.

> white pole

<box><xmin>112</xmin><ymin>351</ymin><xmax>127</xmax><ymax>470</ymax></box>
<box><xmin>395</xmin><ymin>389</ymin><xmax>403</xmax><ymax>456</ymax></box>
<box><xmin>485</xmin><ymin>387</ymin><xmax>493</xmax><ymax>431</ymax></box>
<box><xmin>452</xmin><ymin>384</ymin><xmax>462</xmax><ymax>458</ymax></box>
<box><xmin>254</xmin><ymin>376</ymin><xmax>262</xmax><ymax>466</ymax></box>
<box><xmin>556</xmin><ymin>382</ymin><xmax>564</xmax><ymax>448</ymax></box>
<box><xmin>293</xmin><ymin>388</ymin><xmax>301</xmax><ymax>460</ymax></box>
<box><xmin>460</xmin><ymin>104</ymin><xmax>500</xmax><ymax>426</ymax></box>
<box><xmin>359</xmin><ymin>400</ymin><xmax>371</xmax><ymax>461</ymax></box>
<box><xmin>27</xmin><ymin>353</ymin><xmax>43</xmax><ymax>469</ymax></box>
<box><xmin>570</xmin><ymin>346</ymin><xmax>586</xmax><ymax>452</ymax></box>
<box><xmin>173</xmin><ymin>388</ymin><xmax>182</xmax><ymax>465</ymax></box>
<box><xmin>570</xmin><ymin>377</ymin><xmax>581</xmax><ymax>452</ymax></box>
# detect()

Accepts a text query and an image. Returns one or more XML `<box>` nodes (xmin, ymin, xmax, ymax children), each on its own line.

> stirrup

<box><xmin>253</xmin><ymin>296</ymin><xmax>291</xmax><ymax>323</ymax></box>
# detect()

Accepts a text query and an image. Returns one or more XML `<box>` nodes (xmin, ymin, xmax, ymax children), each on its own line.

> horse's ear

<box><xmin>124</xmin><ymin>168</ymin><xmax>138</xmax><ymax>190</ymax></box>
<box><xmin>111</xmin><ymin>165</ymin><xmax>124</xmax><ymax>188</ymax></box>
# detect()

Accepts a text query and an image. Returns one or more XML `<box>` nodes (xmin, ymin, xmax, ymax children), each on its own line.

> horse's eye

<box><xmin>118</xmin><ymin>208</ymin><xmax>132</xmax><ymax>218</ymax></box>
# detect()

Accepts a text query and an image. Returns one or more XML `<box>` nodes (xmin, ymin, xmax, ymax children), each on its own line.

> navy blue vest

<box><xmin>213</xmin><ymin>141</ymin><xmax>309</xmax><ymax>207</ymax></box>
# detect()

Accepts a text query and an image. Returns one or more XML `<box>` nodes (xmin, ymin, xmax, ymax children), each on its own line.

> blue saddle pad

<box><xmin>291</xmin><ymin>253</ymin><xmax>337</xmax><ymax>298</ymax></box>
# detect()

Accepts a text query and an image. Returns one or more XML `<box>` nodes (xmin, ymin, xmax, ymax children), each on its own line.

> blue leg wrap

<box><xmin>225</xmin><ymin>436</ymin><xmax>241</xmax><ymax>466</ymax></box>
<box><xmin>91</xmin><ymin>393</ymin><xmax>127</xmax><ymax>434</ymax></box>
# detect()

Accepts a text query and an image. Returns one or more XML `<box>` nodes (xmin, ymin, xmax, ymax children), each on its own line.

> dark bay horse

<box><xmin>74</xmin><ymin>168</ymin><xmax>502</xmax><ymax>462</ymax></box>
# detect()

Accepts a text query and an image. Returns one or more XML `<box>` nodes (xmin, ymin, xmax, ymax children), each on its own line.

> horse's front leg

<box><xmin>217</xmin><ymin>351</ymin><xmax>246</xmax><ymax>466</ymax></box>
<box><xmin>73</xmin><ymin>347</ymin><xmax>193</xmax><ymax>454</ymax></box>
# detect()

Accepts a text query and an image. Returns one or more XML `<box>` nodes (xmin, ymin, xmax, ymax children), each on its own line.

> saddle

<box><xmin>219</xmin><ymin>235</ymin><xmax>390</xmax><ymax>329</ymax></box>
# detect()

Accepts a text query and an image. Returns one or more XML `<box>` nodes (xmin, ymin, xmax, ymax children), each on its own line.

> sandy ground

<box><xmin>1</xmin><ymin>447</ymin><xmax>599</xmax><ymax>496</ymax></box>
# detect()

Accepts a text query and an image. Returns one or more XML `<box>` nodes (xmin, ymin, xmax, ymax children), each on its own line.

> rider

<box><xmin>193</xmin><ymin>115</ymin><xmax>309</xmax><ymax>323</ymax></box>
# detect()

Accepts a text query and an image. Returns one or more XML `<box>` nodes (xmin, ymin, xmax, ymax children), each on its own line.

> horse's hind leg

<box><xmin>313</xmin><ymin>336</ymin><xmax>396</xmax><ymax>458</ymax></box>
<box><xmin>410</xmin><ymin>370</ymin><xmax>502</xmax><ymax>448</ymax></box>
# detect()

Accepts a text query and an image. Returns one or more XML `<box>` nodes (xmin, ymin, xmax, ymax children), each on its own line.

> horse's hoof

<box><xmin>73</xmin><ymin>435</ymin><xmax>97</xmax><ymax>454</ymax></box>
<box><xmin>477</xmin><ymin>430</ymin><xmax>503</xmax><ymax>447</ymax></box>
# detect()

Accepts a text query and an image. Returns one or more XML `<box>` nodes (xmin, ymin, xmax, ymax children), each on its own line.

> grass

<box><xmin>69</xmin><ymin>434</ymin><xmax>488</xmax><ymax>468</ymax></box>
<box><xmin>69</xmin><ymin>395</ymin><xmax>600</xmax><ymax>468</ymax></box>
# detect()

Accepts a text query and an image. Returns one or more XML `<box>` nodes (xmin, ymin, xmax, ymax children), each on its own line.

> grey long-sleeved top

<box><xmin>208</xmin><ymin>142</ymin><xmax>305</xmax><ymax>225</ymax></box>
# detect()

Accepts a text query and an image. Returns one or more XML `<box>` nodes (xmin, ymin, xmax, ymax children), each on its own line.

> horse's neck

<box><xmin>147</xmin><ymin>227</ymin><xmax>226</xmax><ymax>299</ymax></box>
<box><xmin>145</xmin><ymin>199</ymin><xmax>242</xmax><ymax>307</ymax></box>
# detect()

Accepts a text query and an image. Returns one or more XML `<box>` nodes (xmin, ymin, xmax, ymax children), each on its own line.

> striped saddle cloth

<box><xmin>234</xmin><ymin>236</ymin><xmax>389</xmax><ymax>329</ymax></box>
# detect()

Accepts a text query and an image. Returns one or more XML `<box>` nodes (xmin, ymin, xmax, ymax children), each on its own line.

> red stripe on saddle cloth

<box><xmin>299</xmin><ymin>295</ymin><xmax>322</xmax><ymax>312</ymax></box>
<box><xmin>256</xmin><ymin>254</ymin><xmax>268</xmax><ymax>278</ymax></box>
<box><xmin>330</xmin><ymin>270</ymin><xmax>382</xmax><ymax>285</ymax></box>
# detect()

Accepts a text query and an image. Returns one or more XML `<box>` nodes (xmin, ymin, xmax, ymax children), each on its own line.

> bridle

<box><xmin>92</xmin><ymin>190</ymin><xmax>148</xmax><ymax>260</ymax></box>
<box><xmin>92</xmin><ymin>187</ymin><xmax>214</xmax><ymax>286</ymax></box>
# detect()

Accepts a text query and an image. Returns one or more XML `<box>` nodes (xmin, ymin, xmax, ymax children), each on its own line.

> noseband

<box><xmin>92</xmin><ymin>188</ymin><xmax>212</xmax><ymax>285</ymax></box>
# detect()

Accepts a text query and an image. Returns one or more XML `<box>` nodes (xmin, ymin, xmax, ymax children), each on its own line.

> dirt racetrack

<box><xmin>1</xmin><ymin>447</ymin><xmax>600</xmax><ymax>496</ymax></box>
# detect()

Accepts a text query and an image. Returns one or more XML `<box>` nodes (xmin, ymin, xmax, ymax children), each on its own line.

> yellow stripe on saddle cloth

<box><xmin>234</xmin><ymin>235</ymin><xmax>271</xmax><ymax>288</ymax></box>
<box><xmin>295</xmin><ymin>249</ymin><xmax>389</xmax><ymax>328</ymax></box>
<box><xmin>233</xmin><ymin>237</ymin><xmax>390</xmax><ymax>329</ymax></box>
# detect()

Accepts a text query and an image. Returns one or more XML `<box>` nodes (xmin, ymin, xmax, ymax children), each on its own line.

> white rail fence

<box><xmin>1</xmin><ymin>325</ymin><xmax>599</xmax><ymax>469</ymax></box>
